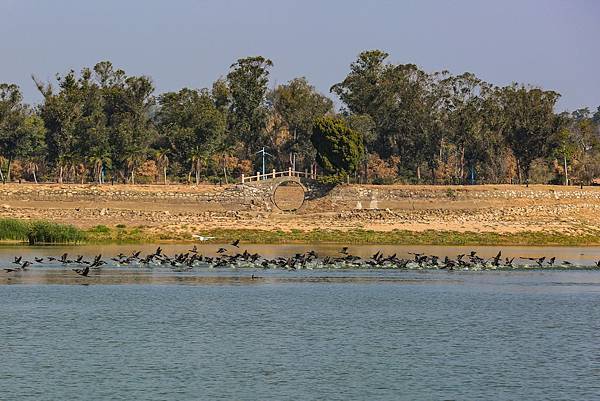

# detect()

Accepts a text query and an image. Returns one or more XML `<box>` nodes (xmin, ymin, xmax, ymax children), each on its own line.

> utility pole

<box><xmin>255</xmin><ymin>147</ymin><xmax>274</xmax><ymax>179</ymax></box>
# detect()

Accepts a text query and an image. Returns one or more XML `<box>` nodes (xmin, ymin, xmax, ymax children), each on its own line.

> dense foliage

<box><xmin>311</xmin><ymin>117</ymin><xmax>364</xmax><ymax>176</ymax></box>
<box><xmin>1</xmin><ymin>51</ymin><xmax>599</xmax><ymax>185</ymax></box>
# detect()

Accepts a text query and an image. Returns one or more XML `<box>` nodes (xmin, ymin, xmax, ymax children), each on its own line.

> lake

<box><xmin>1</xmin><ymin>245</ymin><xmax>600</xmax><ymax>400</ymax></box>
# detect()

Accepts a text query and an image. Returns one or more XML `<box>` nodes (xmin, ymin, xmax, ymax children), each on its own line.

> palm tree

<box><xmin>88</xmin><ymin>155</ymin><xmax>111</xmax><ymax>184</ymax></box>
<box><xmin>216</xmin><ymin>143</ymin><xmax>237</xmax><ymax>184</ymax></box>
<box><xmin>25</xmin><ymin>161</ymin><xmax>39</xmax><ymax>183</ymax></box>
<box><xmin>189</xmin><ymin>147</ymin><xmax>206</xmax><ymax>185</ymax></box>
<box><xmin>154</xmin><ymin>149</ymin><xmax>169</xmax><ymax>185</ymax></box>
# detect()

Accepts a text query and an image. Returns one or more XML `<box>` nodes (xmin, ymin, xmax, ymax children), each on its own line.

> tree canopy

<box><xmin>311</xmin><ymin>116</ymin><xmax>364</xmax><ymax>176</ymax></box>
<box><xmin>0</xmin><ymin>51</ymin><xmax>598</xmax><ymax>185</ymax></box>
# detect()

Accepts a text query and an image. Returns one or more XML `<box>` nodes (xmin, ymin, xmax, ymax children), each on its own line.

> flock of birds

<box><xmin>3</xmin><ymin>240</ymin><xmax>600</xmax><ymax>275</ymax></box>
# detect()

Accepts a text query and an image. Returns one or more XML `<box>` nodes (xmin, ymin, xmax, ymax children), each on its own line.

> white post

<box><xmin>272</xmin><ymin>169</ymin><xmax>276</xmax><ymax>179</ymax></box>
<box><xmin>288</xmin><ymin>167</ymin><xmax>292</xmax><ymax>177</ymax></box>
<box><xmin>257</xmin><ymin>171</ymin><xmax>261</xmax><ymax>181</ymax></box>
<box><xmin>241</xmin><ymin>174</ymin><xmax>245</xmax><ymax>183</ymax></box>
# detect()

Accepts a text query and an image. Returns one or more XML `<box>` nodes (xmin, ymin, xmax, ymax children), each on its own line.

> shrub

<box><xmin>89</xmin><ymin>224</ymin><xmax>111</xmax><ymax>233</ymax></box>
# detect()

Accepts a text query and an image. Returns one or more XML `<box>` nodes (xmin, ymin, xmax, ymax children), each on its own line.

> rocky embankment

<box><xmin>1</xmin><ymin>183</ymin><xmax>599</xmax><ymax>237</ymax></box>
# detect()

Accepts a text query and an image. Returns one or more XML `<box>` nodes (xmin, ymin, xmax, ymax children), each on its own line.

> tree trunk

<box><xmin>563</xmin><ymin>155</ymin><xmax>568</xmax><ymax>186</ymax></box>
<box><xmin>416</xmin><ymin>165</ymin><xmax>421</xmax><ymax>183</ymax></box>
<box><xmin>6</xmin><ymin>157</ymin><xmax>12</xmax><ymax>182</ymax></box>
<box><xmin>163</xmin><ymin>166</ymin><xmax>167</xmax><ymax>185</ymax></box>
<box><xmin>459</xmin><ymin>147</ymin><xmax>465</xmax><ymax>184</ymax></box>
<box><xmin>223</xmin><ymin>167</ymin><xmax>228</xmax><ymax>184</ymax></box>
<box><xmin>516</xmin><ymin>159</ymin><xmax>522</xmax><ymax>184</ymax></box>
<box><xmin>33</xmin><ymin>169</ymin><xmax>38</xmax><ymax>184</ymax></box>
<box><xmin>131</xmin><ymin>169</ymin><xmax>135</xmax><ymax>185</ymax></box>
<box><xmin>0</xmin><ymin>164</ymin><xmax>4</xmax><ymax>184</ymax></box>
<box><xmin>58</xmin><ymin>165</ymin><xmax>63</xmax><ymax>184</ymax></box>
<box><xmin>196</xmin><ymin>159</ymin><xmax>201</xmax><ymax>185</ymax></box>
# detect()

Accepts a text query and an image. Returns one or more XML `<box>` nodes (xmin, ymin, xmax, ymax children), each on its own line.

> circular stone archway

<box><xmin>271</xmin><ymin>180</ymin><xmax>307</xmax><ymax>212</ymax></box>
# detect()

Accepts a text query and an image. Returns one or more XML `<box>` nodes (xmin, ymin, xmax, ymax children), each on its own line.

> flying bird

<box><xmin>192</xmin><ymin>235</ymin><xmax>216</xmax><ymax>241</ymax></box>
<box><xmin>72</xmin><ymin>266</ymin><xmax>90</xmax><ymax>277</ymax></box>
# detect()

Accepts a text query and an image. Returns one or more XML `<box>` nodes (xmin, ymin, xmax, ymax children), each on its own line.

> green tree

<box><xmin>552</xmin><ymin>128</ymin><xmax>577</xmax><ymax>185</ymax></box>
<box><xmin>498</xmin><ymin>84</ymin><xmax>561</xmax><ymax>183</ymax></box>
<box><xmin>331</xmin><ymin>50</ymin><xmax>390</xmax><ymax>116</ymax></box>
<box><xmin>226</xmin><ymin>56</ymin><xmax>273</xmax><ymax>156</ymax></box>
<box><xmin>34</xmin><ymin>70</ymin><xmax>88</xmax><ymax>182</ymax></box>
<box><xmin>440</xmin><ymin>72</ymin><xmax>502</xmax><ymax>183</ymax></box>
<box><xmin>311</xmin><ymin>116</ymin><xmax>364</xmax><ymax>176</ymax></box>
<box><xmin>0</xmin><ymin>84</ymin><xmax>47</xmax><ymax>182</ymax></box>
<box><xmin>156</xmin><ymin>88</ymin><xmax>226</xmax><ymax>184</ymax></box>
<box><xmin>332</xmin><ymin>51</ymin><xmax>446</xmax><ymax>182</ymax></box>
<box><xmin>0</xmin><ymin>83</ymin><xmax>26</xmax><ymax>181</ymax></box>
<box><xmin>269</xmin><ymin>77</ymin><xmax>333</xmax><ymax>171</ymax></box>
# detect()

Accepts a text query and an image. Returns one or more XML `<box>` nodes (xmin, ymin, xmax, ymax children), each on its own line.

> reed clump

<box><xmin>0</xmin><ymin>218</ymin><xmax>85</xmax><ymax>244</ymax></box>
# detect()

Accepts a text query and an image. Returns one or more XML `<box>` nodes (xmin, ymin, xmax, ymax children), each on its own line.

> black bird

<box><xmin>547</xmin><ymin>257</ymin><xmax>556</xmax><ymax>266</ymax></box>
<box><xmin>491</xmin><ymin>251</ymin><xmax>502</xmax><ymax>266</ymax></box>
<box><xmin>12</xmin><ymin>256</ymin><xmax>22</xmax><ymax>265</ymax></box>
<box><xmin>20</xmin><ymin>261</ymin><xmax>31</xmax><ymax>270</ymax></box>
<box><xmin>596</xmin><ymin>260</ymin><xmax>600</xmax><ymax>268</ymax></box>
<box><xmin>3</xmin><ymin>268</ymin><xmax>18</xmax><ymax>273</ymax></box>
<box><xmin>231</xmin><ymin>239</ymin><xmax>240</xmax><ymax>248</ymax></box>
<box><xmin>189</xmin><ymin>245</ymin><xmax>198</xmax><ymax>253</ymax></box>
<box><xmin>72</xmin><ymin>266</ymin><xmax>90</xmax><ymax>277</ymax></box>
<box><xmin>340</xmin><ymin>247</ymin><xmax>349</xmax><ymax>255</ymax></box>
<box><xmin>90</xmin><ymin>254</ymin><xmax>105</xmax><ymax>269</ymax></box>
<box><xmin>34</xmin><ymin>257</ymin><xmax>44</xmax><ymax>263</ymax></box>
<box><xmin>217</xmin><ymin>247</ymin><xmax>227</xmax><ymax>254</ymax></box>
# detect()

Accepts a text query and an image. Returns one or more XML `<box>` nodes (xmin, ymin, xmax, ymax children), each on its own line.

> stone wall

<box><xmin>0</xmin><ymin>184</ymin><xmax>273</xmax><ymax>210</ymax></box>
<box><xmin>328</xmin><ymin>185</ymin><xmax>600</xmax><ymax>202</ymax></box>
<box><xmin>1</xmin><ymin>184</ymin><xmax>599</xmax><ymax>214</ymax></box>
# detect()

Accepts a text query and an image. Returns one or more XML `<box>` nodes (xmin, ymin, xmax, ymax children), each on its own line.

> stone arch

<box><xmin>270</xmin><ymin>179</ymin><xmax>307</xmax><ymax>212</ymax></box>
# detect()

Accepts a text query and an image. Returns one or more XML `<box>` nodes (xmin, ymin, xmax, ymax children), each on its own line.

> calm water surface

<box><xmin>1</xmin><ymin>245</ymin><xmax>600</xmax><ymax>400</ymax></box>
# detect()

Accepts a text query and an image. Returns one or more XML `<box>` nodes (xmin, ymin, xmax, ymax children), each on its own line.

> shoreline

<box><xmin>2</xmin><ymin>227</ymin><xmax>600</xmax><ymax>247</ymax></box>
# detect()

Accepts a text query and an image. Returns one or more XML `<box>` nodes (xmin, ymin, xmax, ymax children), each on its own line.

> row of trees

<box><xmin>1</xmin><ymin>51</ymin><xmax>599</xmax><ymax>185</ymax></box>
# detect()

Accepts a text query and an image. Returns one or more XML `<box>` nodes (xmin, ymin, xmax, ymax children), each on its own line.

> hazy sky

<box><xmin>1</xmin><ymin>0</ymin><xmax>598</xmax><ymax>111</ymax></box>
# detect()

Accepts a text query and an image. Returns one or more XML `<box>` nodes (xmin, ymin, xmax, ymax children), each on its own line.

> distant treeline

<box><xmin>0</xmin><ymin>50</ymin><xmax>599</xmax><ymax>185</ymax></box>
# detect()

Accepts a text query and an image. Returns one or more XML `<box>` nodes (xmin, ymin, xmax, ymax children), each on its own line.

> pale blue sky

<box><xmin>1</xmin><ymin>0</ymin><xmax>598</xmax><ymax>111</ymax></box>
